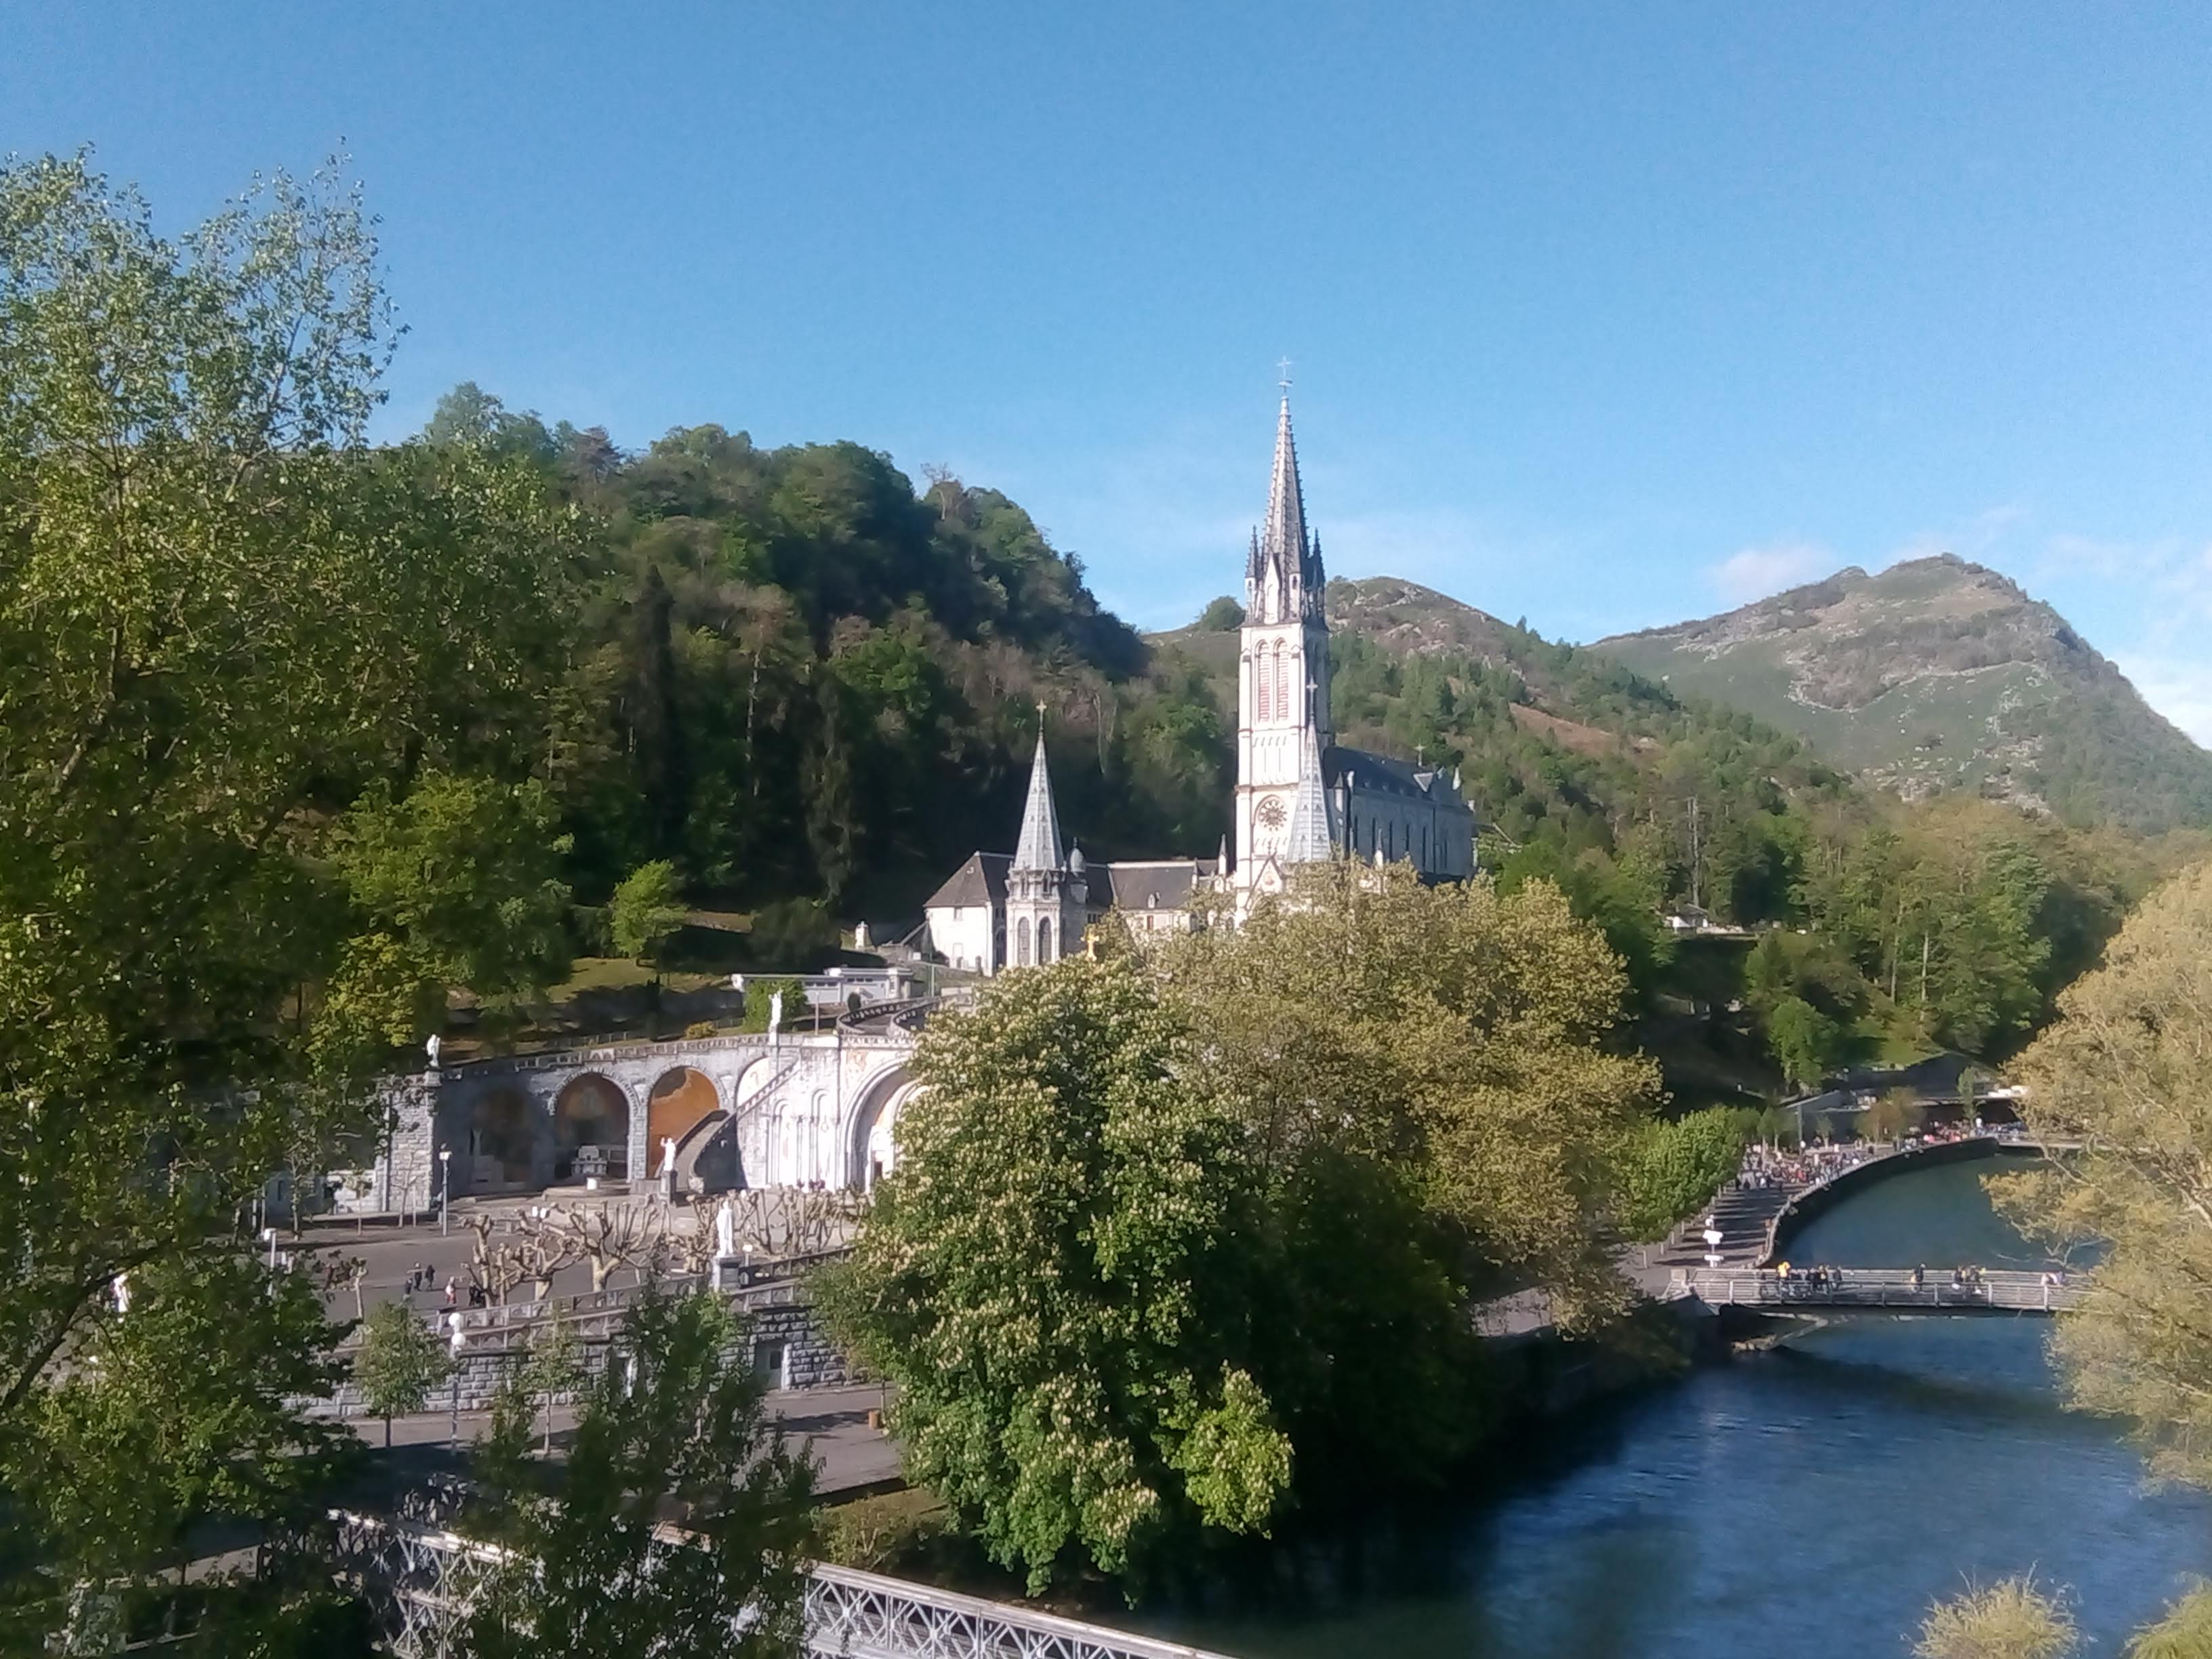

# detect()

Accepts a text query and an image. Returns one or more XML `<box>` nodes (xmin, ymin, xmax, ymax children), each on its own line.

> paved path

<box><xmin>349</xmin><ymin>1381</ymin><xmax>903</xmax><ymax>1498</ymax></box>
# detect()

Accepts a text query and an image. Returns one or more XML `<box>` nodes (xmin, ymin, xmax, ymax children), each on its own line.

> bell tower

<box><xmin>1234</xmin><ymin>379</ymin><xmax>1334</xmax><ymax>909</ymax></box>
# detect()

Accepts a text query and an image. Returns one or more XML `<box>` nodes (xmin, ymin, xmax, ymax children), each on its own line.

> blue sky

<box><xmin>14</xmin><ymin>5</ymin><xmax>2212</xmax><ymax>736</ymax></box>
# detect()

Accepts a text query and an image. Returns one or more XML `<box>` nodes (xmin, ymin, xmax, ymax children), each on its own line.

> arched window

<box><xmin>1038</xmin><ymin>919</ymin><xmax>1053</xmax><ymax>962</ymax></box>
<box><xmin>1017</xmin><ymin>917</ymin><xmax>1031</xmax><ymax>966</ymax></box>
<box><xmin>1273</xmin><ymin>647</ymin><xmax>1289</xmax><ymax>726</ymax></box>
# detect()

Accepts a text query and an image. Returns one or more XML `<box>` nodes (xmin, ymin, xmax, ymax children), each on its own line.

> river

<box><xmin>1147</xmin><ymin>1158</ymin><xmax>2212</xmax><ymax>1657</ymax></box>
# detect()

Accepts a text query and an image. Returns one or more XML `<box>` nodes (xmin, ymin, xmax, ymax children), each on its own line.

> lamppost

<box><xmin>448</xmin><ymin>1319</ymin><xmax>465</xmax><ymax>1446</ymax></box>
<box><xmin>438</xmin><ymin>1147</ymin><xmax>452</xmax><ymax>1237</ymax></box>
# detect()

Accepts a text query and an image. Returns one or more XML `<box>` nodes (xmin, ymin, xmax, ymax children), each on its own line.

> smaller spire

<box><xmin>1217</xmin><ymin>832</ymin><xmax>1230</xmax><ymax>875</ymax></box>
<box><xmin>1011</xmin><ymin>705</ymin><xmax>1063</xmax><ymax>874</ymax></box>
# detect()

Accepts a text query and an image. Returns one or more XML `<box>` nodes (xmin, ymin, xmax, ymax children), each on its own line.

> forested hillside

<box><xmin>1155</xmin><ymin>576</ymin><xmax>2203</xmax><ymax>1071</ymax></box>
<box><xmin>407</xmin><ymin>392</ymin><xmax>2196</xmax><ymax>1071</ymax></box>
<box><xmin>424</xmin><ymin>386</ymin><xmax>1229</xmax><ymax>923</ymax></box>
<box><xmin>1595</xmin><ymin>556</ymin><xmax>2212</xmax><ymax>833</ymax></box>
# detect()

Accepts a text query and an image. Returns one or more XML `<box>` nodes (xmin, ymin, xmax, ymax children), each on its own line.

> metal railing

<box><xmin>327</xmin><ymin>1513</ymin><xmax>1235</xmax><ymax>1659</ymax></box>
<box><xmin>804</xmin><ymin>1562</ymin><xmax>1232</xmax><ymax>1659</ymax></box>
<box><xmin>1678</xmin><ymin>1266</ymin><xmax>2081</xmax><ymax>1313</ymax></box>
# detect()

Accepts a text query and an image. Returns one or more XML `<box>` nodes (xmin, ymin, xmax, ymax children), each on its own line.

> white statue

<box><xmin>425</xmin><ymin>1033</ymin><xmax>442</xmax><ymax>1069</ymax></box>
<box><xmin>853</xmin><ymin>920</ymin><xmax>872</xmax><ymax>950</ymax></box>
<box><xmin>768</xmin><ymin>990</ymin><xmax>783</xmax><ymax>1040</ymax></box>
<box><xmin>659</xmin><ymin>1136</ymin><xmax>678</xmax><ymax>1178</ymax></box>
<box><xmin>110</xmin><ymin>1273</ymin><xmax>130</xmax><ymax>1314</ymax></box>
<box><xmin>714</xmin><ymin>1198</ymin><xmax>736</xmax><ymax>1261</ymax></box>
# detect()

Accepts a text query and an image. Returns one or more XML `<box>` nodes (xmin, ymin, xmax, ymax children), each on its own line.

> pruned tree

<box><xmin>541</xmin><ymin>1202</ymin><xmax>664</xmax><ymax>1294</ymax></box>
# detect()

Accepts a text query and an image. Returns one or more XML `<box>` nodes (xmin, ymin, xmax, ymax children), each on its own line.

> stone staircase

<box><xmin>671</xmin><ymin>1057</ymin><xmax>801</xmax><ymax>1193</ymax></box>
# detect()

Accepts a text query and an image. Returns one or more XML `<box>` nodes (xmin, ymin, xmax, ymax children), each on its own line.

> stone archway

<box><xmin>552</xmin><ymin>1073</ymin><xmax>628</xmax><ymax>1182</ymax></box>
<box><xmin>647</xmin><ymin>1067</ymin><xmax>721</xmax><ymax>1167</ymax></box>
<box><xmin>467</xmin><ymin>1086</ymin><xmax>535</xmax><ymax>1191</ymax></box>
<box><xmin>847</xmin><ymin>1063</ymin><xmax>918</xmax><ymax>1192</ymax></box>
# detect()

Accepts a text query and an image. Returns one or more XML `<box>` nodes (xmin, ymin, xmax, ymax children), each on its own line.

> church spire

<box><xmin>1257</xmin><ymin>394</ymin><xmax>1310</xmax><ymax>617</ymax></box>
<box><xmin>1281</xmin><ymin>717</ymin><xmax>1336</xmax><ymax>865</ymax></box>
<box><xmin>1011</xmin><ymin>707</ymin><xmax>1063</xmax><ymax>874</ymax></box>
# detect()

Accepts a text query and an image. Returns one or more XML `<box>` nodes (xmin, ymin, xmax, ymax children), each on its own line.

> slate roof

<box><xmin>1088</xmin><ymin>859</ymin><xmax>1218</xmax><ymax>913</ymax></box>
<box><xmin>1326</xmin><ymin>743</ymin><xmax>1468</xmax><ymax>807</ymax></box>
<box><xmin>1012</xmin><ymin>733</ymin><xmax>1064</xmax><ymax>872</ymax></box>
<box><xmin>924</xmin><ymin>852</ymin><xmax>1011</xmax><ymax>910</ymax></box>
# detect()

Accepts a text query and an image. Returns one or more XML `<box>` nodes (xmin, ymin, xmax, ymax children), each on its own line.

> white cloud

<box><xmin>1706</xmin><ymin>541</ymin><xmax>1832</xmax><ymax>606</ymax></box>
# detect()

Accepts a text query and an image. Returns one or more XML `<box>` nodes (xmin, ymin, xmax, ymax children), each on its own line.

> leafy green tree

<box><xmin>319</xmin><ymin>772</ymin><xmax>575</xmax><ymax>1066</ymax></box>
<box><xmin>521</xmin><ymin>1317</ymin><xmax>586</xmax><ymax>1454</ymax></box>
<box><xmin>0</xmin><ymin>1256</ymin><xmax>358</xmax><ymax>1647</ymax></box>
<box><xmin>821</xmin><ymin>958</ymin><xmax>1294</xmax><ymax>1591</ymax></box>
<box><xmin>1171</xmin><ymin>863</ymin><xmax>1661</xmax><ymax>1326</ymax></box>
<box><xmin>1767</xmin><ymin>995</ymin><xmax>1839</xmax><ymax>1092</ymax></box>
<box><xmin>1616</xmin><ymin>1109</ymin><xmax>1750</xmax><ymax>1244</ymax></box>
<box><xmin>1994</xmin><ymin>861</ymin><xmax>2212</xmax><ymax>1490</ymax></box>
<box><xmin>0</xmin><ymin>152</ymin><xmax>569</xmax><ymax>1639</ymax></box>
<box><xmin>1197</xmin><ymin>595</ymin><xmax>1245</xmax><ymax>630</ymax></box>
<box><xmin>354</xmin><ymin>1300</ymin><xmax>451</xmax><ymax>1450</ymax></box>
<box><xmin>1913</xmin><ymin>1576</ymin><xmax>2078</xmax><ymax>1659</ymax></box>
<box><xmin>738</xmin><ymin>975</ymin><xmax>805</xmax><ymax>1034</ymax></box>
<box><xmin>462</xmin><ymin>1286</ymin><xmax>817</xmax><ymax>1658</ymax></box>
<box><xmin>609</xmin><ymin>859</ymin><xmax>686</xmax><ymax>966</ymax></box>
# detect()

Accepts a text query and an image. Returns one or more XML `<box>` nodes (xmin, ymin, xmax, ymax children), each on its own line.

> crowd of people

<box><xmin>1734</xmin><ymin>1139</ymin><xmax>1880</xmax><ymax>1191</ymax></box>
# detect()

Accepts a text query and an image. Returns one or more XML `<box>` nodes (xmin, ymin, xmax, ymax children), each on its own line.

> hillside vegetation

<box><xmin>1593</xmin><ymin>555</ymin><xmax>2212</xmax><ymax>834</ymax></box>
<box><xmin>1155</xmin><ymin>576</ymin><xmax>2200</xmax><ymax>1074</ymax></box>
<box><xmin>428</xmin><ymin>386</ymin><xmax>1229</xmax><ymax>928</ymax></box>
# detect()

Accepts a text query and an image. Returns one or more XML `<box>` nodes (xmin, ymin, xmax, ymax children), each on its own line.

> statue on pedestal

<box><xmin>714</xmin><ymin>1197</ymin><xmax>736</xmax><ymax>1261</ymax></box>
<box><xmin>768</xmin><ymin>991</ymin><xmax>783</xmax><ymax>1040</ymax></box>
<box><xmin>425</xmin><ymin>1033</ymin><xmax>442</xmax><ymax>1070</ymax></box>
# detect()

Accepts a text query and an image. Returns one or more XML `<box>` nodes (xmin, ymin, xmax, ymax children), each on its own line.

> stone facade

<box><xmin>331</xmin><ymin>1025</ymin><xmax>922</xmax><ymax>1212</ymax></box>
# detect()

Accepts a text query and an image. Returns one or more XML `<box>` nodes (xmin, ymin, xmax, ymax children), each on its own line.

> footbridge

<box><xmin>1677</xmin><ymin>1266</ymin><xmax>2080</xmax><ymax>1315</ymax></box>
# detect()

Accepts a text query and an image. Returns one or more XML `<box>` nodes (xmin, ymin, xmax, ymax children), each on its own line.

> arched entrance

<box><xmin>647</xmin><ymin>1067</ymin><xmax>721</xmax><ymax>1168</ymax></box>
<box><xmin>847</xmin><ymin>1064</ymin><xmax>918</xmax><ymax>1191</ymax></box>
<box><xmin>467</xmin><ymin>1086</ymin><xmax>535</xmax><ymax>1190</ymax></box>
<box><xmin>552</xmin><ymin>1073</ymin><xmax>628</xmax><ymax>1182</ymax></box>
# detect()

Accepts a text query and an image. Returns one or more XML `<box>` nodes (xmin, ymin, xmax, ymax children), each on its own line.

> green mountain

<box><xmin>1592</xmin><ymin>555</ymin><xmax>2212</xmax><ymax>834</ymax></box>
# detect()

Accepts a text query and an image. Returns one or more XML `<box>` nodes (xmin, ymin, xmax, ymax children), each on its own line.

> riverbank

<box><xmin>1130</xmin><ymin>1160</ymin><xmax>2209</xmax><ymax>1659</ymax></box>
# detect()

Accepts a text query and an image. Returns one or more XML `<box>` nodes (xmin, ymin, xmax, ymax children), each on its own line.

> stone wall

<box><xmin>324</xmin><ymin>1024</ymin><xmax>922</xmax><ymax>1212</ymax></box>
<box><xmin>311</xmin><ymin>1286</ymin><xmax>853</xmax><ymax>1420</ymax></box>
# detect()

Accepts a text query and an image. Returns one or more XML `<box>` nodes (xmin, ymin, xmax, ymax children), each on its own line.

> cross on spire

<box><xmin>1276</xmin><ymin>356</ymin><xmax>1294</xmax><ymax>390</ymax></box>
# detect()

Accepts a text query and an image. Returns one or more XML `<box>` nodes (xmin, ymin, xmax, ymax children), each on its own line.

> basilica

<box><xmin>922</xmin><ymin>393</ymin><xmax>1475</xmax><ymax>974</ymax></box>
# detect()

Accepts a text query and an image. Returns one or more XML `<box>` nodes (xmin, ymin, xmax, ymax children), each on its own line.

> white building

<box><xmin>1232</xmin><ymin>392</ymin><xmax>1474</xmax><ymax>915</ymax></box>
<box><xmin>921</xmin><ymin>389</ymin><xmax>1475</xmax><ymax>967</ymax></box>
<box><xmin>922</xmin><ymin>725</ymin><xmax>1222</xmax><ymax>974</ymax></box>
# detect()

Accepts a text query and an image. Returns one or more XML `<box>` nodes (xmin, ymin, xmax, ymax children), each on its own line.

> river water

<box><xmin>1148</xmin><ymin>1158</ymin><xmax>2212</xmax><ymax>1658</ymax></box>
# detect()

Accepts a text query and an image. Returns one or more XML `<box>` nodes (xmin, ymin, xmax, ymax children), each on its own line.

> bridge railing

<box><xmin>325</xmin><ymin>1513</ymin><xmax>1235</xmax><ymax>1659</ymax></box>
<box><xmin>1678</xmin><ymin>1266</ymin><xmax>2081</xmax><ymax>1313</ymax></box>
<box><xmin>804</xmin><ymin>1561</ymin><xmax>1232</xmax><ymax>1659</ymax></box>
